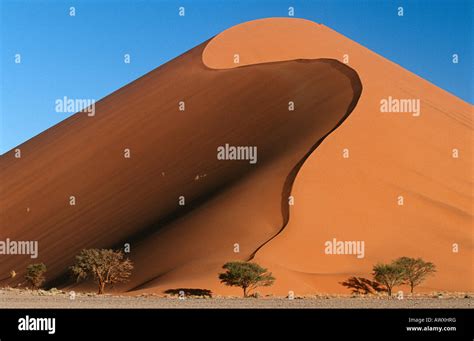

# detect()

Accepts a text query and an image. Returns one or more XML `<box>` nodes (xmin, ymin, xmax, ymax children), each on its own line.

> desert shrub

<box><xmin>25</xmin><ymin>263</ymin><xmax>47</xmax><ymax>289</ymax></box>
<box><xmin>248</xmin><ymin>291</ymin><xmax>262</xmax><ymax>298</ymax></box>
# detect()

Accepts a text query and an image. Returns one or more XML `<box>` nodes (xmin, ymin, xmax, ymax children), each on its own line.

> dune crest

<box><xmin>203</xmin><ymin>18</ymin><xmax>323</xmax><ymax>69</ymax></box>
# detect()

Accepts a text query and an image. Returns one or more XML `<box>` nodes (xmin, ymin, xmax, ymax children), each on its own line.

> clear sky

<box><xmin>1</xmin><ymin>0</ymin><xmax>472</xmax><ymax>154</ymax></box>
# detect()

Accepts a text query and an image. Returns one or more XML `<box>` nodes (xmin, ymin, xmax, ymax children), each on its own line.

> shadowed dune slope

<box><xmin>202</xmin><ymin>18</ymin><xmax>473</xmax><ymax>294</ymax></box>
<box><xmin>0</xmin><ymin>32</ymin><xmax>362</xmax><ymax>293</ymax></box>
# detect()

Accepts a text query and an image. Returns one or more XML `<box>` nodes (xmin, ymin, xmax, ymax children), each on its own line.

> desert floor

<box><xmin>0</xmin><ymin>289</ymin><xmax>471</xmax><ymax>309</ymax></box>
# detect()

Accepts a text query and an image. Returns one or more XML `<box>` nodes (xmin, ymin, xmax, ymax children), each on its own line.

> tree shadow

<box><xmin>340</xmin><ymin>277</ymin><xmax>387</xmax><ymax>295</ymax></box>
<box><xmin>164</xmin><ymin>288</ymin><xmax>212</xmax><ymax>298</ymax></box>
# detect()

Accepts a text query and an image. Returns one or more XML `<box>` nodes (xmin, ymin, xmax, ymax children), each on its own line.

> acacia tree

<box><xmin>372</xmin><ymin>263</ymin><xmax>405</xmax><ymax>297</ymax></box>
<box><xmin>218</xmin><ymin>261</ymin><xmax>275</xmax><ymax>297</ymax></box>
<box><xmin>394</xmin><ymin>257</ymin><xmax>436</xmax><ymax>294</ymax></box>
<box><xmin>70</xmin><ymin>249</ymin><xmax>133</xmax><ymax>294</ymax></box>
<box><xmin>25</xmin><ymin>263</ymin><xmax>47</xmax><ymax>289</ymax></box>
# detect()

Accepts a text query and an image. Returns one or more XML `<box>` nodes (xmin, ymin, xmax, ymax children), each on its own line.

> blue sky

<box><xmin>1</xmin><ymin>0</ymin><xmax>472</xmax><ymax>154</ymax></box>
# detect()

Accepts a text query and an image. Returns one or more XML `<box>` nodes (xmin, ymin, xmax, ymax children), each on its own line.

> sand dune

<box><xmin>202</xmin><ymin>18</ymin><xmax>472</xmax><ymax>294</ymax></box>
<box><xmin>0</xmin><ymin>18</ymin><xmax>471</xmax><ymax>296</ymax></box>
<box><xmin>0</xmin><ymin>24</ymin><xmax>361</xmax><ymax>294</ymax></box>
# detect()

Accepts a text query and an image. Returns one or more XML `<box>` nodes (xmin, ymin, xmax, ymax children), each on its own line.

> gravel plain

<box><xmin>0</xmin><ymin>289</ymin><xmax>471</xmax><ymax>309</ymax></box>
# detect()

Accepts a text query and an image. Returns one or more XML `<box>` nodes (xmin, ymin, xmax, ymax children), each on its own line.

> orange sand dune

<box><xmin>202</xmin><ymin>18</ymin><xmax>473</xmax><ymax>294</ymax></box>
<box><xmin>1</xmin><ymin>18</ymin><xmax>471</xmax><ymax>296</ymax></box>
<box><xmin>0</xmin><ymin>24</ymin><xmax>361</xmax><ymax>294</ymax></box>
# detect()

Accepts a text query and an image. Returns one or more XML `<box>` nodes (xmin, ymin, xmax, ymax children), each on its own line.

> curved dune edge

<box><xmin>121</xmin><ymin>59</ymin><xmax>362</xmax><ymax>294</ymax></box>
<box><xmin>76</xmin><ymin>58</ymin><xmax>362</xmax><ymax>294</ymax></box>
<box><xmin>203</xmin><ymin>18</ymin><xmax>325</xmax><ymax>69</ymax></box>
